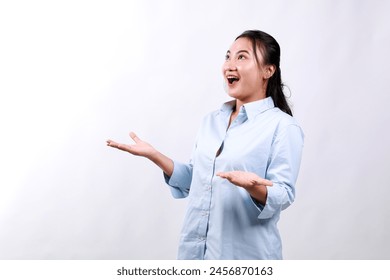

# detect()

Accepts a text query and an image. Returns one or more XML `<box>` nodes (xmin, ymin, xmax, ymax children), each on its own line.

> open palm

<box><xmin>106</xmin><ymin>132</ymin><xmax>156</xmax><ymax>158</ymax></box>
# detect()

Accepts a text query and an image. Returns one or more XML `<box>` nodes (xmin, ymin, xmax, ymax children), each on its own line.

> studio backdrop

<box><xmin>0</xmin><ymin>0</ymin><xmax>389</xmax><ymax>259</ymax></box>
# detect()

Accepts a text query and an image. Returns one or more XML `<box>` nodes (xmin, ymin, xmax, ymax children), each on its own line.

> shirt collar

<box><xmin>220</xmin><ymin>97</ymin><xmax>275</xmax><ymax>120</ymax></box>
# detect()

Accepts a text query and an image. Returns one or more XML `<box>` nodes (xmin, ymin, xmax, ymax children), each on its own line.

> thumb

<box><xmin>129</xmin><ymin>132</ymin><xmax>141</xmax><ymax>143</ymax></box>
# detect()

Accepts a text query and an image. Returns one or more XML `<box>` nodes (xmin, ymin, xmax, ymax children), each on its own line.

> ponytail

<box><xmin>236</xmin><ymin>30</ymin><xmax>293</xmax><ymax>116</ymax></box>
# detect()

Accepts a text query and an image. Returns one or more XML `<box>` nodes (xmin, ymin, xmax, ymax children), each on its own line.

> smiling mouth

<box><xmin>227</xmin><ymin>76</ymin><xmax>239</xmax><ymax>85</ymax></box>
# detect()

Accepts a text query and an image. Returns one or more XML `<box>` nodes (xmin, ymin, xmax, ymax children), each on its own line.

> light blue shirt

<box><xmin>164</xmin><ymin>97</ymin><xmax>304</xmax><ymax>259</ymax></box>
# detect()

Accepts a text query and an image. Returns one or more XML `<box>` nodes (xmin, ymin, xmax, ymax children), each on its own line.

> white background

<box><xmin>0</xmin><ymin>0</ymin><xmax>389</xmax><ymax>259</ymax></box>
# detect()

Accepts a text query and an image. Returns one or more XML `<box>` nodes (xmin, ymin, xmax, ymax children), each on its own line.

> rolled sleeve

<box><xmin>164</xmin><ymin>161</ymin><xmax>193</xmax><ymax>198</ymax></box>
<box><xmin>257</xmin><ymin>124</ymin><xmax>304</xmax><ymax>220</ymax></box>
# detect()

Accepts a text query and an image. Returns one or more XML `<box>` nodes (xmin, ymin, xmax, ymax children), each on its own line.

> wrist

<box><xmin>246</xmin><ymin>183</ymin><xmax>268</xmax><ymax>204</ymax></box>
<box><xmin>146</xmin><ymin>149</ymin><xmax>160</xmax><ymax>162</ymax></box>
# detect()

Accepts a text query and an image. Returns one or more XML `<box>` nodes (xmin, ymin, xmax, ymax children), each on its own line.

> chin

<box><xmin>227</xmin><ymin>90</ymin><xmax>240</xmax><ymax>99</ymax></box>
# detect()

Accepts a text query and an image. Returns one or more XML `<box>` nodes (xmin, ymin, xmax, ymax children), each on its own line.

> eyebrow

<box><xmin>226</xmin><ymin>50</ymin><xmax>251</xmax><ymax>55</ymax></box>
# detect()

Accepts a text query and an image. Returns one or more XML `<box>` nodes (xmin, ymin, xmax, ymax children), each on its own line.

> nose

<box><xmin>223</xmin><ymin>59</ymin><xmax>237</xmax><ymax>72</ymax></box>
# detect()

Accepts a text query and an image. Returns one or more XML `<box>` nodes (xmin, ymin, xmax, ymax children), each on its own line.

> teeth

<box><xmin>227</xmin><ymin>75</ymin><xmax>239</xmax><ymax>84</ymax></box>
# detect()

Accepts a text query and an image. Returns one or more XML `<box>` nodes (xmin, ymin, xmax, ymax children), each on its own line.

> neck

<box><xmin>234</xmin><ymin>99</ymin><xmax>244</xmax><ymax>113</ymax></box>
<box><xmin>234</xmin><ymin>94</ymin><xmax>266</xmax><ymax>112</ymax></box>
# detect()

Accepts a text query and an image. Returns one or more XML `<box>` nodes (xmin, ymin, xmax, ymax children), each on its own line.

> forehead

<box><xmin>227</xmin><ymin>37</ymin><xmax>264</xmax><ymax>64</ymax></box>
<box><xmin>228</xmin><ymin>37</ymin><xmax>254</xmax><ymax>53</ymax></box>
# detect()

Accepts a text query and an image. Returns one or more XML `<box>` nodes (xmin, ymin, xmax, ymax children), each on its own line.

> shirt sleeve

<box><xmin>164</xmin><ymin>161</ymin><xmax>193</xmax><ymax>198</ymax></box>
<box><xmin>257</xmin><ymin>123</ymin><xmax>304</xmax><ymax>219</ymax></box>
<box><xmin>163</xmin><ymin>120</ymin><xmax>204</xmax><ymax>199</ymax></box>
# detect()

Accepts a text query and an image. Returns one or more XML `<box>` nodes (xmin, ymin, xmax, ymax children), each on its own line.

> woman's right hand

<box><xmin>107</xmin><ymin>132</ymin><xmax>174</xmax><ymax>176</ymax></box>
<box><xmin>106</xmin><ymin>132</ymin><xmax>157</xmax><ymax>159</ymax></box>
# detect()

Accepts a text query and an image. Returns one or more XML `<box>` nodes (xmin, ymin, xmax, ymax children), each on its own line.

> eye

<box><xmin>238</xmin><ymin>54</ymin><xmax>246</xmax><ymax>60</ymax></box>
<box><xmin>225</xmin><ymin>54</ymin><xmax>230</xmax><ymax>60</ymax></box>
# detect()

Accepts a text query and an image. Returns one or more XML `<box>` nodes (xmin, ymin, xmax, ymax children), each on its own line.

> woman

<box><xmin>107</xmin><ymin>30</ymin><xmax>304</xmax><ymax>259</ymax></box>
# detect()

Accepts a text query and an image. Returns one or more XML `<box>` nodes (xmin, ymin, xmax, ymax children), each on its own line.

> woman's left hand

<box><xmin>216</xmin><ymin>171</ymin><xmax>273</xmax><ymax>189</ymax></box>
<box><xmin>217</xmin><ymin>171</ymin><xmax>273</xmax><ymax>204</ymax></box>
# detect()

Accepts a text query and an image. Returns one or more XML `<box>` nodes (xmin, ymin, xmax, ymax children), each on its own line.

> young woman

<box><xmin>107</xmin><ymin>30</ymin><xmax>304</xmax><ymax>259</ymax></box>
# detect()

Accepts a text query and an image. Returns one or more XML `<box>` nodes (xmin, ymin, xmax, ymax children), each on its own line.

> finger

<box><xmin>116</xmin><ymin>143</ymin><xmax>133</xmax><ymax>152</ymax></box>
<box><xmin>107</xmin><ymin>140</ymin><xmax>119</xmax><ymax>148</ymax></box>
<box><xmin>257</xmin><ymin>178</ymin><xmax>273</xmax><ymax>186</ymax></box>
<box><xmin>106</xmin><ymin>140</ymin><xmax>129</xmax><ymax>151</ymax></box>
<box><xmin>129</xmin><ymin>131</ymin><xmax>141</xmax><ymax>143</ymax></box>
<box><xmin>216</xmin><ymin>172</ymin><xmax>231</xmax><ymax>180</ymax></box>
<box><xmin>265</xmin><ymin>179</ymin><xmax>273</xmax><ymax>186</ymax></box>
<box><xmin>106</xmin><ymin>139</ymin><xmax>117</xmax><ymax>146</ymax></box>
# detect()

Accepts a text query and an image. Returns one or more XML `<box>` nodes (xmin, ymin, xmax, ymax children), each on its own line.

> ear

<box><xmin>263</xmin><ymin>65</ymin><xmax>276</xmax><ymax>79</ymax></box>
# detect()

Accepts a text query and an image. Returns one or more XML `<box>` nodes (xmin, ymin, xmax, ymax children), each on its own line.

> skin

<box><xmin>106</xmin><ymin>132</ymin><xmax>174</xmax><ymax>177</ymax></box>
<box><xmin>107</xmin><ymin>37</ymin><xmax>275</xmax><ymax>205</ymax></box>
<box><xmin>223</xmin><ymin>37</ymin><xmax>276</xmax><ymax>122</ymax></box>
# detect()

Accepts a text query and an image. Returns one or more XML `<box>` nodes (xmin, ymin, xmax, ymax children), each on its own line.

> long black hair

<box><xmin>236</xmin><ymin>30</ymin><xmax>292</xmax><ymax>116</ymax></box>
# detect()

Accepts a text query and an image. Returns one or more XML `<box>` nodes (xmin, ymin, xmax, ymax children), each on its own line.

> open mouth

<box><xmin>227</xmin><ymin>75</ymin><xmax>239</xmax><ymax>85</ymax></box>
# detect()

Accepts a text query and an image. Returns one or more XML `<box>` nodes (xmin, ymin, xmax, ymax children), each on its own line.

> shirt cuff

<box><xmin>255</xmin><ymin>185</ymin><xmax>289</xmax><ymax>219</ymax></box>
<box><xmin>164</xmin><ymin>161</ymin><xmax>192</xmax><ymax>198</ymax></box>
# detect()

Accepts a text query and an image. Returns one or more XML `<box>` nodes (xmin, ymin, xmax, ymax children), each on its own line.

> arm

<box><xmin>218</xmin><ymin>124</ymin><xmax>304</xmax><ymax>219</ymax></box>
<box><xmin>258</xmin><ymin>124</ymin><xmax>304</xmax><ymax>218</ymax></box>
<box><xmin>107</xmin><ymin>132</ymin><xmax>193</xmax><ymax>198</ymax></box>
<box><xmin>216</xmin><ymin>171</ymin><xmax>272</xmax><ymax>205</ymax></box>
<box><xmin>106</xmin><ymin>132</ymin><xmax>174</xmax><ymax>176</ymax></box>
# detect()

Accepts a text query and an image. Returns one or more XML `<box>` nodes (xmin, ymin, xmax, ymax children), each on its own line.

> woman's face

<box><xmin>222</xmin><ymin>37</ymin><xmax>271</xmax><ymax>103</ymax></box>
